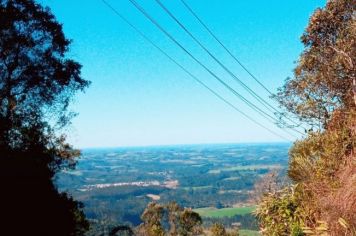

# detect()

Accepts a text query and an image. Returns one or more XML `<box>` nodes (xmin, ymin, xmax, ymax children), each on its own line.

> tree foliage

<box><xmin>210</xmin><ymin>223</ymin><xmax>228</xmax><ymax>236</ymax></box>
<box><xmin>275</xmin><ymin>0</ymin><xmax>355</xmax><ymax>127</ymax></box>
<box><xmin>0</xmin><ymin>0</ymin><xmax>90</xmax><ymax>234</ymax></box>
<box><xmin>256</xmin><ymin>0</ymin><xmax>355</xmax><ymax>235</ymax></box>
<box><xmin>134</xmin><ymin>202</ymin><xmax>243</xmax><ymax>236</ymax></box>
<box><xmin>255</xmin><ymin>186</ymin><xmax>305</xmax><ymax>236</ymax></box>
<box><xmin>136</xmin><ymin>202</ymin><xmax>203</xmax><ymax>236</ymax></box>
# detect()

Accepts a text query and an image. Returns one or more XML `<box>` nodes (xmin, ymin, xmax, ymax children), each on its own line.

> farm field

<box><xmin>208</xmin><ymin>164</ymin><xmax>282</xmax><ymax>174</ymax></box>
<box><xmin>239</xmin><ymin>229</ymin><xmax>260</xmax><ymax>236</ymax></box>
<box><xmin>194</xmin><ymin>206</ymin><xmax>256</xmax><ymax>218</ymax></box>
<box><xmin>57</xmin><ymin>143</ymin><xmax>289</xmax><ymax>230</ymax></box>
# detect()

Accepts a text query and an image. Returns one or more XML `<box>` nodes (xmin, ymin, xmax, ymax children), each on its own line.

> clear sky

<box><xmin>41</xmin><ymin>0</ymin><xmax>325</xmax><ymax>148</ymax></box>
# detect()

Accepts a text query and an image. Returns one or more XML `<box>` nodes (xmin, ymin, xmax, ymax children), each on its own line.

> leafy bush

<box><xmin>255</xmin><ymin>186</ymin><xmax>305</xmax><ymax>236</ymax></box>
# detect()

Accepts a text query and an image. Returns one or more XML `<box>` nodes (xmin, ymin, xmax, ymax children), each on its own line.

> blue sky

<box><xmin>41</xmin><ymin>0</ymin><xmax>325</xmax><ymax>148</ymax></box>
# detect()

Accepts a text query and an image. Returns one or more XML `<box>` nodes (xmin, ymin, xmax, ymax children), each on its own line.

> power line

<box><xmin>127</xmin><ymin>0</ymin><xmax>301</xmax><ymax>137</ymax></box>
<box><xmin>127</xmin><ymin>0</ymin><xmax>273</xmax><ymax>123</ymax></box>
<box><xmin>180</xmin><ymin>0</ymin><xmax>274</xmax><ymax>96</ymax></box>
<box><xmin>155</xmin><ymin>0</ymin><xmax>278</xmax><ymax>116</ymax></box>
<box><xmin>179</xmin><ymin>0</ymin><xmax>304</xmax><ymax>129</ymax></box>
<box><xmin>155</xmin><ymin>0</ymin><xmax>304</xmax><ymax>133</ymax></box>
<box><xmin>128</xmin><ymin>0</ymin><xmax>300</xmax><ymax>137</ymax></box>
<box><xmin>100</xmin><ymin>0</ymin><xmax>293</xmax><ymax>141</ymax></box>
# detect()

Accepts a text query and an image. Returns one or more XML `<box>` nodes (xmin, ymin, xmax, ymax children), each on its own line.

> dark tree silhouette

<box><xmin>0</xmin><ymin>0</ymin><xmax>90</xmax><ymax>235</ymax></box>
<box><xmin>109</xmin><ymin>225</ymin><xmax>134</xmax><ymax>236</ymax></box>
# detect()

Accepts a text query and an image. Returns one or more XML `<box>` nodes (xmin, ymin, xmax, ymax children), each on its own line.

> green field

<box><xmin>181</xmin><ymin>185</ymin><xmax>212</xmax><ymax>190</ymax></box>
<box><xmin>239</xmin><ymin>229</ymin><xmax>260</xmax><ymax>236</ymax></box>
<box><xmin>208</xmin><ymin>164</ymin><xmax>281</xmax><ymax>174</ymax></box>
<box><xmin>194</xmin><ymin>206</ymin><xmax>256</xmax><ymax>218</ymax></box>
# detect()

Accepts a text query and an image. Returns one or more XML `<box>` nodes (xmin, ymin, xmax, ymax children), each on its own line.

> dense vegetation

<box><xmin>255</xmin><ymin>0</ymin><xmax>355</xmax><ymax>235</ymax></box>
<box><xmin>0</xmin><ymin>0</ymin><xmax>90</xmax><ymax>235</ymax></box>
<box><xmin>101</xmin><ymin>202</ymin><xmax>242</xmax><ymax>236</ymax></box>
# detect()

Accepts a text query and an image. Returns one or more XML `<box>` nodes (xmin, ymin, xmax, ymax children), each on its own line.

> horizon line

<box><xmin>79</xmin><ymin>140</ymin><xmax>292</xmax><ymax>150</ymax></box>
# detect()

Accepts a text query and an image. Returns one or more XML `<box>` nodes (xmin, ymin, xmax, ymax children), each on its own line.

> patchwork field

<box><xmin>194</xmin><ymin>206</ymin><xmax>256</xmax><ymax>218</ymax></box>
<box><xmin>57</xmin><ymin>143</ymin><xmax>289</xmax><ymax>230</ymax></box>
<box><xmin>239</xmin><ymin>229</ymin><xmax>260</xmax><ymax>236</ymax></box>
<box><xmin>208</xmin><ymin>164</ymin><xmax>282</xmax><ymax>174</ymax></box>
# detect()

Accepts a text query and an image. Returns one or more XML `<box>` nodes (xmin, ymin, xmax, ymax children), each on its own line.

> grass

<box><xmin>181</xmin><ymin>185</ymin><xmax>212</xmax><ymax>190</ymax></box>
<box><xmin>222</xmin><ymin>177</ymin><xmax>240</xmax><ymax>181</ymax></box>
<box><xmin>208</xmin><ymin>164</ymin><xmax>281</xmax><ymax>174</ymax></box>
<box><xmin>193</xmin><ymin>206</ymin><xmax>256</xmax><ymax>218</ymax></box>
<box><xmin>239</xmin><ymin>229</ymin><xmax>260</xmax><ymax>236</ymax></box>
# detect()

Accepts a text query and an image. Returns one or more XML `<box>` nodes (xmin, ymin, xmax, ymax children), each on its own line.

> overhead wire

<box><xmin>127</xmin><ymin>0</ymin><xmax>301</xmax><ymax>138</ymax></box>
<box><xmin>100</xmin><ymin>0</ymin><xmax>293</xmax><ymax>141</ymax></box>
<box><xmin>155</xmin><ymin>0</ymin><xmax>305</xmax><ymax>134</ymax></box>
<box><xmin>179</xmin><ymin>0</ymin><xmax>305</xmax><ymax>129</ymax></box>
<box><xmin>180</xmin><ymin>0</ymin><xmax>274</xmax><ymax>96</ymax></box>
<box><xmin>155</xmin><ymin>0</ymin><xmax>277</xmax><ymax>116</ymax></box>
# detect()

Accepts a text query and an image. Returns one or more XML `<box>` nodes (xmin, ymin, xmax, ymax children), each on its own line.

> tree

<box><xmin>136</xmin><ymin>202</ymin><xmax>165</xmax><ymax>236</ymax></box>
<box><xmin>256</xmin><ymin>0</ymin><xmax>355</xmax><ymax>235</ymax></box>
<box><xmin>109</xmin><ymin>225</ymin><xmax>134</xmax><ymax>236</ymax></box>
<box><xmin>275</xmin><ymin>0</ymin><xmax>355</xmax><ymax>128</ymax></box>
<box><xmin>167</xmin><ymin>202</ymin><xmax>183</xmax><ymax>235</ymax></box>
<box><xmin>178</xmin><ymin>208</ymin><xmax>203</xmax><ymax>235</ymax></box>
<box><xmin>0</xmin><ymin>0</ymin><xmax>90</xmax><ymax>235</ymax></box>
<box><xmin>210</xmin><ymin>223</ymin><xmax>227</xmax><ymax>236</ymax></box>
<box><xmin>136</xmin><ymin>202</ymin><xmax>203</xmax><ymax>236</ymax></box>
<box><xmin>251</xmin><ymin>170</ymin><xmax>280</xmax><ymax>203</ymax></box>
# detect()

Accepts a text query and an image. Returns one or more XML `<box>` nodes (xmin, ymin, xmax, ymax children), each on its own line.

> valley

<box><xmin>56</xmin><ymin>143</ymin><xmax>290</xmax><ymax>232</ymax></box>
